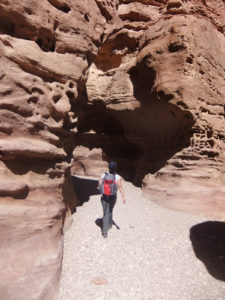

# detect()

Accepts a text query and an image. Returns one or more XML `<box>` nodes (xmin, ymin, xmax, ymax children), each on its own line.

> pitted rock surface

<box><xmin>0</xmin><ymin>0</ymin><xmax>225</xmax><ymax>298</ymax></box>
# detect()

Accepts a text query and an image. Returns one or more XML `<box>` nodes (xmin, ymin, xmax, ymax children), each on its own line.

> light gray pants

<box><xmin>101</xmin><ymin>195</ymin><xmax>117</xmax><ymax>234</ymax></box>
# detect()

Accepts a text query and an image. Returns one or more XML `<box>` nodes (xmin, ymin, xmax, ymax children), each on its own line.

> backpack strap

<box><xmin>103</xmin><ymin>172</ymin><xmax>108</xmax><ymax>180</ymax></box>
<box><xmin>113</xmin><ymin>173</ymin><xmax>116</xmax><ymax>183</ymax></box>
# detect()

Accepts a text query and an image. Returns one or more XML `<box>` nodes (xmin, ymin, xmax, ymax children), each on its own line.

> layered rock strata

<box><xmin>78</xmin><ymin>0</ymin><xmax>225</xmax><ymax>216</ymax></box>
<box><xmin>0</xmin><ymin>0</ymin><xmax>225</xmax><ymax>299</ymax></box>
<box><xmin>0</xmin><ymin>0</ymin><xmax>105</xmax><ymax>299</ymax></box>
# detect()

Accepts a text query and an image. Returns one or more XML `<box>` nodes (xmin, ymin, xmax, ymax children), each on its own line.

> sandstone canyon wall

<box><xmin>0</xmin><ymin>0</ymin><xmax>105</xmax><ymax>299</ymax></box>
<box><xmin>0</xmin><ymin>0</ymin><xmax>225</xmax><ymax>299</ymax></box>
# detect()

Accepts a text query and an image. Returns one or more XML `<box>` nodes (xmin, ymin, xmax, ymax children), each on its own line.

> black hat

<box><xmin>109</xmin><ymin>161</ymin><xmax>117</xmax><ymax>170</ymax></box>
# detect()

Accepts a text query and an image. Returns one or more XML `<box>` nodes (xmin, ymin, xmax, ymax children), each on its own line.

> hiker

<box><xmin>99</xmin><ymin>161</ymin><xmax>126</xmax><ymax>238</ymax></box>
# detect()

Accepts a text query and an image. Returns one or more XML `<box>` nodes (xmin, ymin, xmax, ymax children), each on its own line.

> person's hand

<box><xmin>122</xmin><ymin>197</ymin><xmax>126</xmax><ymax>204</ymax></box>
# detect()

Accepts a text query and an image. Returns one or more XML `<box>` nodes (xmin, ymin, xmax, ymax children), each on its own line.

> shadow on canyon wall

<box><xmin>190</xmin><ymin>221</ymin><xmax>225</xmax><ymax>282</ymax></box>
<box><xmin>4</xmin><ymin>159</ymin><xmax>54</xmax><ymax>176</ymax></box>
<box><xmin>71</xmin><ymin>175</ymin><xmax>100</xmax><ymax>208</ymax></box>
<box><xmin>76</xmin><ymin>100</ymin><xmax>195</xmax><ymax>186</ymax></box>
<box><xmin>74</xmin><ymin>58</ymin><xmax>195</xmax><ymax>186</ymax></box>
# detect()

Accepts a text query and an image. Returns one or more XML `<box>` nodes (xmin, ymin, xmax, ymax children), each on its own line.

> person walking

<box><xmin>99</xmin><ymin>161</ymin><xmax>126</xmax><ymax>238</ymax></box>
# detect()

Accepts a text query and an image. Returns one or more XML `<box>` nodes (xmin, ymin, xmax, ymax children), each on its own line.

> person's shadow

<box><xmin>95</xmin><ymin>218</ymin><xmax>120</xmax><ymax>231</ymax></box>
<box><xmin>190</xmin><ymin>221</ymin><xmax>225</xmax><ymax>281</ymax></box>
<box><xmin>71</xmin><ymin>176</ymin><xmax>100</xmax><ymax>207</ymax></box>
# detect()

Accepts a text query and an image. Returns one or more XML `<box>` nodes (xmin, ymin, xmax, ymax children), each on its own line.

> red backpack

<box><xmin>100</xmin><ymin>173</ymin><xmax>118</xmax><ymax>196</ymax></box>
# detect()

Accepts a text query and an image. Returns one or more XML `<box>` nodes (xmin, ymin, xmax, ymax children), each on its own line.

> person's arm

<box><xmin>118</xmin><ymin>178</ymin><xmax>126</xmax><ymax>203</ymax></box>
<box><xmin>99</xmin><ymin>173</ymin><xmax>105</xmax><ymax>186</ymax></box>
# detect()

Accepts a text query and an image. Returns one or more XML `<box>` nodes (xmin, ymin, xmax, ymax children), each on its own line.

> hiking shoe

<box><xmin>102</xmin><ymin>233</ymin><xmax>107</xmax><ymax>238</ymax></box>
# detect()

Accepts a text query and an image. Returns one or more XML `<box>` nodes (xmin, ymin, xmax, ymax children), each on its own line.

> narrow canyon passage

<box><xmin>59</xmin><ymin>178</ymin><xmax>225</xmax><ymax>300</ymax></box>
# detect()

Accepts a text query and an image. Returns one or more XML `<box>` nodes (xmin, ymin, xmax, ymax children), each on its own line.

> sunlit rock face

<box><xmin>80</xmin><ymin>0</ymin><xmax>225</xmax><ymax>217</ymax></box>
<box><xmin>141</xmin><ymin>14</ymin><xmax>225</xmax><ymax>216</ymax></box>
<box><xmin>0</xmin><ymin>0</ymin><xmax>105</xmax><ymax>299</ymax></box>
<box><xmin>0</xmin><ymin>0</ymin><xmax>225</xmax><ymax>298</ymax></box>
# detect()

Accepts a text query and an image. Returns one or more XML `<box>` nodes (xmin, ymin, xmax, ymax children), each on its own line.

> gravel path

<box><xmin>59</xmin><ymin>177</ymin><xmax>225</xmax><ymax>300</ymax></box>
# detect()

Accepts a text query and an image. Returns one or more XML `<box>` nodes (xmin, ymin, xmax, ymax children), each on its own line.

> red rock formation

<box><xmin>0</xmin><ymin>0</ymin><xmax>105</xmax><ymax>298</ymax></box>
<box><xmin>0</xmin><ymin>0</ymin><xmax>225</xmax><ymax>298</ymax></box>
<box><xmin>81</xmin><ymin>0</ymin><xmax>225</xmax><ymax>216</ymax></box>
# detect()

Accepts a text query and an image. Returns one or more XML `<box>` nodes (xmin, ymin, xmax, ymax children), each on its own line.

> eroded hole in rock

<box><xmin>0</xmin><ymin>16</ymin><xmax>15</xmax><ymax>35</ymax></box>
<box><xmin>74</xmin><ymin>95</ymin><xmax>195</xmax><ymax>186</ymax></box>
<box><xmin>95</xmin><ymin>1</ymin><xmax>113</xmax><ymax>21</ymax></box>
<box><xmin>28</xmin><ymin>96</ymin><xmax>39</xmax><ymax>104</ymax></box>
<box><xmin>0</xmin><ymin>13</ymin><xmax>56</xmax><ymax>52</ymax></box>
<box><xmin>29</xmin><ymin>121</ymin><xmax>45</xmax><ymax>133</ymax></box>
<box><xmin>94</xmin><ymin>32</ymin><xmax>138</xmax><ymax>72</ymax></box>
<box><xmin>0</xmin><ymin>124</ymin><xmax>13</xmax><ymax>135</ymax></box>
<box><xmin>177</xmin><ymin>101</ymin><xmax>188</xmax><ymax>109</ymax></box>
<box><xmin>186</xmin><ymin>56</ymin><xmax>193</xmax><ymax>64</ymax></box>
<box><xmin>31</xmin><ymin>87</ymin><xmax>44</xmax><ymax>95</ymax></box>
<box><xmin>36</xmin><ymin>36</ymin><xmax>56</xmax><ymax>52</ymax></box>
<box><xmin>0</xmin><ymin>103</ymin><xmax>33</xmax><ymax>117</ymax></box>
<box><xmin>2</xmin><ymin>89</ymin><xmax>13</xmax><ymax>96</ymax></box>
<box><xmin>167</xmin><ymin>1</ymin><xmax>182</xmax><ymax>9</ymax></box>
<box><xmin>84</xmin><ymin>13</ymin><xmax>89</xmax><ymax>22</ymax></box>
<box><xmin>52</xmin><ymin>94</ymin><xmax>61</xmax><ymax>103</ymax></box>
<box><xmin>200</xmin><ymin>149</ymin><xmax>219</xmax><ymax>158</ymax></box>
<box><xmin>72</xmin><ymin>48</ymin><xmax>196</xmax><ymax>186</ymax></box>
<box><xmin>4</xmin><ymin>159</ymin><xmax>54</xmax><ymax>176</ymax></box>
<box><xmin>119</xmin><ymin>11</ymin><xmax>151</xmax><ymax>22</ymax></box>
<box><xmin>0</xmin><ymin>184</ymin><xmax>29</xmax><ymax>199</ymax></box>
<box><xmin>157</xmin><ymin>90</ymin><xmax>174</xmax><ymax>101</ymax></box>
<box><xmin>66</xmin><ymin>91</ymin><xmax>75</xmax><ymax>101</ymax></box>
<box><xmin>168</xmin><ymin>42</ymin><xmax>186</xmax><ymax>52</ymax></box>
<box><xmin>129</xmin><ymin>60</ymin><xmax>156</xmax><ymax>103</ymax></box>
<box><xmin>60</xmin><ymin>6</ymin><xmax>71</xmax><ymax>13</ymax></box>
<box><xmin>207</xmin><ymin>139</ymin><xmax>215</xmax><ymax>147</ymax></box>
<box><xmin>24</xmin><ymin>7</ymin><xmax>33</xmax><ymax>15</ymax></box>
<box><xmin>47</xmin><ymin>0</ymin><xmax>71</xmax><ymax>13</ymax></box>
<box><xmin>207</xmin><ymin>130</ymin><xmax>213</xmax><ymax>138</ymax></box>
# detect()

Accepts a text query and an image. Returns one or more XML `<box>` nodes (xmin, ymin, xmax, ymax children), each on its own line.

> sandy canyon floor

<box><xmin>59</xmin><ymin>177</ymin><xmax>225</xmax><ymax>300</ymax></box>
